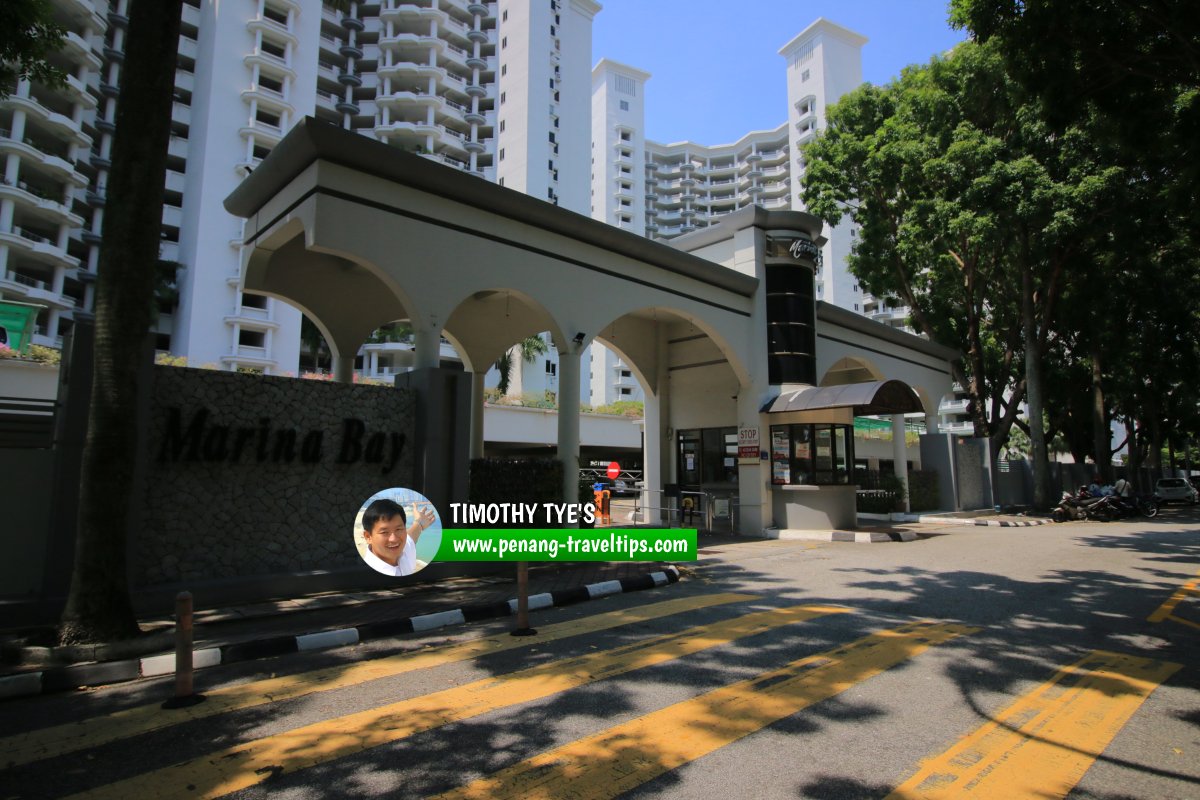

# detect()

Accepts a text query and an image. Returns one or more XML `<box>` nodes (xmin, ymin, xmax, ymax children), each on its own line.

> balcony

<box><xmin>241</xmin><ymin>84</ymin><xmax>294</xmax><ymax>113</ymax></box>
<box><xmin>1</xmin><ymin>228</ymin><xmax>79</xmax><ymax>269</ymax></box>
<box><xmin>239</xmin><ymin>118</ymin><xmax>284</xmax><ymax>146</ymax></box>
<box><xmin>63</xmin><ymin>74</ymin><xmax>97</xmax><ymax>109</ymax></box>
<box><xmin>0</xmin><ymin>181</ymin><xmax>82</xmax><ymax>227</ymax></box>
<box><xmin>247</xmin><ymin>17</ymin><xmax>298</xmax><ymax>48</ymax></box>
<box><xmin>243</xmin><ymin>50</ymin><xmax>297</xmax><ymax>80</ymax></box>
<box><xmin>938</xmin><ymin>397</ymin><xmax>971</xmax><ymax>415</ymax></box>
<box><xmin>224</xmin><ymin>308</ymin><xmax>279</xmax><ymax>328</ymax></box>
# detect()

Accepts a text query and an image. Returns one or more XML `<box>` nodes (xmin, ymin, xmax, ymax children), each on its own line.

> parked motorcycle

<box><xmin>1052</xmin><ymin>486</ymin><xmax>1158</xmax><ymax>521</ymax></box>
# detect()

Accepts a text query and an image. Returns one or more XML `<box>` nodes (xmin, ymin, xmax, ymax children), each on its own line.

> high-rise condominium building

<box><xmin>2</xmin><ymin>6</ymin><xmax>902</xmax><ymax>400</ymax></box>
<box><xmin>591</xmin><ymin>19</ymin><xmax>906</xmax><ymax>331</ymax></box>
<box><xmin>1</xmin><ymin>0</ymin><xmax>601</xmax><ymax>378</ymax></box>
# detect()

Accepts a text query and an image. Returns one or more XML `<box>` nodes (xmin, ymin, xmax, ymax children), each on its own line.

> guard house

<box><xmin>225</xmin><ymin>118</ymin><xmax>957</xmax><ymax>534</ymax></box>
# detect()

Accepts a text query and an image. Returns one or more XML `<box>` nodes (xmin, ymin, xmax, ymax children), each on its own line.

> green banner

<box><xmin>434</xmin><ymin>528</ymin><xmax>698</xmax><ymax>562</ymax></box>
<box><xmin>0</xmin><ymin>300</ymin><xmax>42</xmax><ymax>353</ymax></box>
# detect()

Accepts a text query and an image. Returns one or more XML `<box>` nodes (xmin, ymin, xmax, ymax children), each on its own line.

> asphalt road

<box><xmin>1</xmin><ymin>506</ymin><xmax>1197</xmax><ymax>799</ymax></box>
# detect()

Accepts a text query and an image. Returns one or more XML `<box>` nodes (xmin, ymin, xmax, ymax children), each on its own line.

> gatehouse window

<box><xmin>769</xmin><ymin>423</ymin><xmax>853</xmax><ymax>485</ymax></box>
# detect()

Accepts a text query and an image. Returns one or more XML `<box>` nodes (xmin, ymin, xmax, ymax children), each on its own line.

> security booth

<box><xmin>669</xmin><ymin>208</ymin><xmax>956</xmax><ymax>533</ymax></box>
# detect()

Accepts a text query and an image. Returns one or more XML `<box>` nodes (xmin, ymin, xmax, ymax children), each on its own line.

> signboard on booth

<box><xmin>738</xmin><ymin>426</ymin><xmax>760</xmax><ymax>464</ymax></box>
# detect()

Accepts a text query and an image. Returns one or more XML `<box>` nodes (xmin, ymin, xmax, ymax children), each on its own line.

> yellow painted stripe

<box><xmin>1147</xmin><ymin>572</ymin><xmax>1199</xmax><ymax>623</ymax></box>
<box><xmin>433</xmin><ymin>620</ymin><xmax>976</xmax><ymax>800</ymax></box>
<box><xmin>5</xmin><ymin>592</ymin><xmax>753</xmax><ymax>769</ymax></box>
<box><xmin>66</xmin><ymin>603</ymin><xmax>847</xmax><ymax>800</ymax></box>
<box><xmin>886</xmin><ymin>650</ymin><xmax>1181</xmax><ymax>800</ymax></box>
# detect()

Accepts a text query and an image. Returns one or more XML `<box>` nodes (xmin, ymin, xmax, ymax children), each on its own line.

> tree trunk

<box><xmin>1022</xmin><ymin>264</ymin><xmax>1051</xmax><ymax>510</ymax></box>
<box><xmin>58</xmin><ymin>0</ymin><xmax>184</xmax><ymax>644</ymax></box>
<box><xmin>1090</xmin><ymin>339</ymin><xmax>1110</xmax><ymax>482</ymax></box>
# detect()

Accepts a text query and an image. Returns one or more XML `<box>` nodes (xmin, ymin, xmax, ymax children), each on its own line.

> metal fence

<box><xmin>0</xmin><ymin>396</ymin><xmax>56</xmax><ymax>449</ymax></box>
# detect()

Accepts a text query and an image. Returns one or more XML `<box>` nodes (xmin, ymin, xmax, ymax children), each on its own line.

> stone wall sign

<box><xmin>137</xmin><ymin>366</ymin><xmax>416</xmax><ymax>587</ymax></box>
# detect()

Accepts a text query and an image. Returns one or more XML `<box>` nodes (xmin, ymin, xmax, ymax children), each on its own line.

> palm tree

<box><xmin>494</xmin><ymin>335</ymin><xmax>550</xmax><ymax>396</ymax></box>
<box><xmin>58</xmin><ymin>0</ymin><xmax>183</xmax><ymax>644</ymax></box>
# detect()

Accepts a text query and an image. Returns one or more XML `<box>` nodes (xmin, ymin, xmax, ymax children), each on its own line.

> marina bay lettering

<box><xmin>156</xmin><ymin>407</ymin><xmax>405</xmax><ymax>474</ymax></box>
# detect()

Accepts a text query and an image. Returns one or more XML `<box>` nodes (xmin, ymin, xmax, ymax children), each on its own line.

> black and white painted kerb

<box><xmin>913</xmin><ymin>515</ymin><xmax>1053</xmax><ymax>527</ymax></box>
<box><xmin>0</xmin><ymin>567</ymin><xmax>681</xmax><ymax>700</ymax></box>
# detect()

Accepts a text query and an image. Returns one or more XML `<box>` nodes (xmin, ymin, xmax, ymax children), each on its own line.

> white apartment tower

<box><xmin>591</xmin><ymin>19</ymin><xmax>887</xmax><ymax>326</ymax></box>
<box><xmin>780</xmin><ymin>18</ymin><xmax>868</xmax><ymax>312</ymax></box>
<box><xmin>496</xmin><ymin>0</ymin><xmax>599</xmax><ymax>212</ymax></box>
<box><xmin>2</xmin><ymin>0</ymin><xmax>608</xmax><ymax>377</ymax></box>
<box><xmin>0</xmin><ymin>0</ymin><xmax>112</xmax><ymax>350</ymax></box>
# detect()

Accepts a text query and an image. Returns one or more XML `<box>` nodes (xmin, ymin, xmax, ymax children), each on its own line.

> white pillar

<box><xmin>332</xmin><ymin>354</ymin><xmax>354</xmax><ymax>383</ymax></box>
<box><xmin>413</xmin><ymin>324</ymin><xmax>440</xmax><ymax>370</ymax></box>
<box><xmin>641</xmin><ymin>389</ymin><xmax>660</xmax><ymax>524</ymax></box>
<box><xmin>892</xmin><ymin>414</ymin><xmax>910</xmax><ymax>512</ymax></box>
<box><xmin>655</xmin><ymin>326</ymin><xmax>672</xmax><ymax>486</ymax></box>
<box><xmin>470</xmin><ymin>370</ymin><xmax>485</xmax><ymax>459</ymax></box>
<box><xmin>736</xmin><ymin>389</ymin><xmax>767</xmax><ymax>535</ymax></box>
<box><xmin>557</xmin><ymin>348</ymin><xmax>581</xmax><ymax>508</ymax></box>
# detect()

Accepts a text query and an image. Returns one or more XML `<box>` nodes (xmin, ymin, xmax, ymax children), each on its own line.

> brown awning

<box><xmin>761</xmin><ymin>379</ymin><xmax>924</xmax><ymax>416</ymax></box>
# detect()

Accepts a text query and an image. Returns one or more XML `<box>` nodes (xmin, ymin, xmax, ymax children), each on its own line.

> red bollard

<box><xmin>162</xmin><ymin>591</ymin><xmax>206</xmax><ymax>709</ymax></box>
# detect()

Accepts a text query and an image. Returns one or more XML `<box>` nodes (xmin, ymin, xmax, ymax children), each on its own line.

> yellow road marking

<box><xmin>433</xmin><ymin>620</ymin><xmax>976</xmax><ymax>800</ymax></box>
<box><xmin>1147</xmin><ymin>570</ymin><xmax>1200</xmax><ymax>627</ymax></box>
<box><xmin>5</xmin><ymin>592</ymin><xmax>754</xmax><ymax>769</ymax></box>
<box><xmin>887</xmin><ymin>650</ymin><xmax>1181</xmax><ymax>799</ymax></box>
<box><xmin>66</xmin><ymin>603</ymin><xmax>847</xmax><ymax>800</ymax></box>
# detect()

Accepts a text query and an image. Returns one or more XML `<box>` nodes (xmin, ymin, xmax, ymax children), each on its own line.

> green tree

<box><xmin>952</xmin><ymin>0</ymin><xmax>1200</xmax><ymax>486</ymax></box>
<box><xmin>58</xmin><ymin>0</ymin><xmax>184</xmax><ymax>644</ymax></box>
<box><xmin>802</xmin><ymin>40</ymin><xmax>1121</xmax><ymax>508</ymax></box>
<box><xmin>0</xmin><ymin>0</ymin><xmax>66</xmax><ymax>95</ymax></box>
<box><xmin>494</xmin><ymin>335</ymin><xmax>550</xmax><ymax>396</ymax></box>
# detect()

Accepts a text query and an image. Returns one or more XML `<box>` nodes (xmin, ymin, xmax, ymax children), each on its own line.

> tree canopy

<box><xmin>0</xmin><ymin>0</ymin><xmax>66</xmax><ymax>94</ymax></box>
<box><xmin>802</xmin><ymin>39</ymin><xmax>1130</xmax><ymax>505</ymax></box>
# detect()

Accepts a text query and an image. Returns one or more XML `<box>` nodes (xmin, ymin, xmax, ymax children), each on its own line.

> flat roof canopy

<box><xmin>761</xmin><ymin>379</ymin><xmax>924</xmax><ymax>416</ymax></box>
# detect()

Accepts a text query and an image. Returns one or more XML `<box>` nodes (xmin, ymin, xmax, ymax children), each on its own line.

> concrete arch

<box><xmin>819</xmin><ymin>356</ymin><xmax>885</xmax><ymax>387</ymax></box>
<box><xmin>443</xmin><ymin>288</ymin><xmax>563</xmax><ymax>374</ymax></box>
<box><xmin>243</xmin><ymin>220</ymin><xmax>415</xmax><ymax>363</ymax></box>
<box><xmin>592</xmin><ymin>304</ymin><xmax>752</xmax><ymax>390</ymax></box>
<box><xmin>911</xmin><ymin>385</ymin><xmax>939</xmax><ymax>421</ymax></box>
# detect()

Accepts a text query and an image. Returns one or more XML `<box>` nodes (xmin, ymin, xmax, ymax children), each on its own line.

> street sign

<box><xmin>606</xmin><ymin>461</ymin><xmax>621</xmax><ymax>479</ymax></box>
<box><xmin>737</xmin><ymin>426</ymin><xmax>759</xmax><ymax>463</ymax></box>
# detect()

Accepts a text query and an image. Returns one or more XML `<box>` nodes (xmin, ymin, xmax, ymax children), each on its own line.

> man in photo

<box><xmin>360</xmin><ymin>498</ymin><xmax>436</xmax><ymax>576</ymax></box>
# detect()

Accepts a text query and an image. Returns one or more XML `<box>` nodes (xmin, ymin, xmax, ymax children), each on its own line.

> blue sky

<box><xmin>591</xmin><ymin>1</ymin><xmax>967</xmax><ymax>145</ymax></box>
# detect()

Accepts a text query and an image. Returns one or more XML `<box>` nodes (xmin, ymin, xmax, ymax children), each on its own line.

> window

<box><xmin>239</xmin><ymin>329</ymin><xmax>266</xmax><ymax>348</ymax></box>
<box><xmin>500</xmin><ymin>91</ymin><xmax>505</xmax><ymax>104</ymax></box>
<box><xmin>620</xmin><ymin>369</ymin><xmax>631</xmax><ymax>378</ymax></box>
<box><xmin>501</xmin><ymin>64</ymin><xmax>506</xmax><ymax>76</ymax></box>
<box><xmin>545</xmin><ymin>360</ymin><xmax>556</xmax><ymax>375</ymax></box>
<box><xmin>501</xmin><ymin>36</ymin><xmax>507</xmax><ymax>48</ymax></box>
<box><xmin>801</xmin><ymin>69</ymin><xmax>810</xmax><ymax>82</ymax></box>
<box><xmin>769</xmin><ymin>424</ymin><xmax>854</xmax><ymax>486</ymax></box>
<box><xmin>499</xmin><ymin>148</ymin><xmax>505</xmax><ymax>161</ymax></box>
<box><xmin>499</xmin><ymin>119</ymin><xmax>505</xmax><ymax>132</ymax></box>
<box><xmin>620</xmin><ymin>387</ymin><xmax>631</xmax><ymax>395</ymax></box>
<box><xmin>619</xmin><ymin>100</ymin><xmax>629</xmax><ymax>111</ymax></box>
<box><xmin>502</xmin><ymin>10</ymin><xmax>507</xmax><ymax>21</ymax></box>
<box><xmin>620</xmin><ymin>130</ymin><xmax>631</xmax><ymax>141</ymax></box>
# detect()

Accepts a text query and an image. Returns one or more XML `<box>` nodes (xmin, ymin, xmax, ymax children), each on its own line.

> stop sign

<box><xmin>606</xmin><ymin>461</ymin><xmax>621</xmax><ymax>480</ymax></box>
